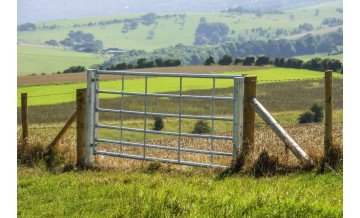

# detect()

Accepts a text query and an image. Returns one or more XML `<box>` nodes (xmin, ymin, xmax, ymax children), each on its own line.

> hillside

<box><xmin>17</xmin><ymin>1</ymin><xmax>343</xmax><ymax>51</ymax></box>
<box><xmin>17</xmin><ymin>1</ymin><xmax>343</xmax><ymax>76</ymax></box>
<box><xmin>18</xmin><ymin>0</ymin><xmax>340</xmax><ymax>23</ymax></box>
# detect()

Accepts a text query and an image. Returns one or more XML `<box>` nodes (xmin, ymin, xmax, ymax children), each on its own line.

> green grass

<box><xmin>17</xmin><ymin>68</ymin><xmax>343</xmax><ymax>106</ymax></box>
<box><xmin>17</xmin><ymin>166</ymin><xmax>342</xmax><ymax>217</ymax></box>
<box><xmin>17</xmin><ymin>44</ymin><xmax>108</xmax><ymax>76</ymax></box>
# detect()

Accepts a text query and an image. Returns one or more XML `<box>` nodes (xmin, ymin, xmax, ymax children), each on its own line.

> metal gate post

<box><xmin>233</xmin><ymin>77</ymin><xmax>244</xmax><ymax>157</ymax></box>
<box><xmin>85</xmin><ymin>69</ymin><xmax>97</xmax><ymax>165</ymax></box>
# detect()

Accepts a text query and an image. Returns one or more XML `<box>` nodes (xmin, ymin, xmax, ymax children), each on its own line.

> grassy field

<box><xmin>17</xmin><ymin>68</ymin><xmax>343</xmax><ymax>106</ymax></box>
<box><xmin>17</xmin><ymin>1</ymin><xmax>343</xmax><ymax>51</ymax></box>
<box><xmin>17</xmin><ymin>44</ymin><xmax>108</xmax><ymax>76</ymax></box>
<box><xmin>17</xmin><ymin>166</ymin><xmax>342</xmax><ymax>217</ymax></box>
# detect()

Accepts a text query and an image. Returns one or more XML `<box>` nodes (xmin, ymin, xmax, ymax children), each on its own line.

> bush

<box><xmin>152</xmin><ymin>117</ymin><xmax>164</xmax><ymax>131</ymax></box>
<box><xmin>192</xmin><ymin>120</ymin><xmax>211</xmax><ymax>134</ymax></box>
<box><xmin>298</xmin><ymin>103</ymin><xmax>324</xmax><ymax>123</ymax></box>
<box><xmin>298</xmin><ymin>110</ymin><xmax>316</xmax><ymax>124</ymax></box>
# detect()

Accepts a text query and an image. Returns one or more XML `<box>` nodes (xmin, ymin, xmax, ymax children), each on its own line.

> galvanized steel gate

<box><xmin>85</xmin><ymin>69</ymin><xmax>245</xmax><ymax>168</ymax></box>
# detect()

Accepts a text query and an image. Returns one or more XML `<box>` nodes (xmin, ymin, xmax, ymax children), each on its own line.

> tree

<box><xmin>204</xmin><ymin>56</ymin><xmax>215</xmax><ymax>66</ymax></box>
<box><xmin>234</xmin><ymin>58</ymin><xmax>244</xmax><ymax>65</ymax></box>
<box><xmin>274</xmin><ymin>57</ymin><xmax>285</xmax><ymax>67</ymax></box>
<box><xmin>155</xmin><ymin>58</ymin><xmax>164</xmax><ymax>67</ymax></box>
<box><xmin>141</xmin><ymin>13</ymin><xmax>157</xmax><ymax>26</ymax></box>
<box><xmin>194</xmin><ymin>22</ymin><xmax>229</xmax><ymax>45</ymax></box>
<box><xmin>45</xmin><ymin>39</ymin><xmax>59</xmax><ymax>46</ymax></box>
<box><xmin>218</xmin><ymin>54</ymin><xmax>233</xmax><ymax>65</ymax></box>
<box><xmin>255</xmin><ymin>55</ymin><xmax>271</xmax><ymax>66</ymax></box>
<box><xmin>17</xmin><ymin>23</ymin><xmax>36</xmax><ymax>31</ymax></box>
<box><xmin>243</xmin><ymin>56</ymin><xmax>256</xmax><ymax>66</ymax></box>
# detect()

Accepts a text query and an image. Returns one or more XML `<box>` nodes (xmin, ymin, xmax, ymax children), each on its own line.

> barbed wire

<box><xmin>26</xmin><ymin>92</ymin><xmax>76</xmax><ymax>98</ymax></box>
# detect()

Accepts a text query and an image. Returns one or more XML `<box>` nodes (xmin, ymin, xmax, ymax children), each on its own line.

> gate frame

<box><xmin>85</xmin><ymin>69</ymin><xmax>245</xmax><ymax>168</ymax></box>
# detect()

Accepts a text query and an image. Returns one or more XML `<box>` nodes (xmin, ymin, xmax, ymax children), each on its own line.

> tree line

<box><xmin>97</xmin><ymin>27</ymin><xmax>342</xmax><ymax>69</ymax></box>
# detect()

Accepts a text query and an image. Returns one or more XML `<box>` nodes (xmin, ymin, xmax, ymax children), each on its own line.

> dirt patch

<box><xmin>17</xmin><ymin>65</ymin><xmax>270</xmax><ymax>87</ymax></box>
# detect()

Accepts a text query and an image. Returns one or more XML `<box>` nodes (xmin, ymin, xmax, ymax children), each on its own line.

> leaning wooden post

<box><xmin>76</xmin><ymin>89</ymin><xmax>87</xmax><ymax>167</ymax></box>
<box><xmin>21</xmin><ymin>93</ymin><xmax>28</xmax><ymax>143</ymax></box>
<box><xmin>324</xmin><ymin>70</ymin><xmax>333</xmax><ymax>158</ymax></box>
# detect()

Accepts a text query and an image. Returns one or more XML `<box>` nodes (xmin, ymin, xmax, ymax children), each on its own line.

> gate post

<box><xmin>241</xmin><ymin>76</ymin><xmax>257</xmax><ymax>162</ymax></box>
<box><xmin>85</xmin><ymin>69</ymin><xmax>97</xmax><ymax>165</ymax></box>
<box><xmin>233</xmin><ymin>77</ymin><xmax>244</xmax><ymax>157</ymax></box>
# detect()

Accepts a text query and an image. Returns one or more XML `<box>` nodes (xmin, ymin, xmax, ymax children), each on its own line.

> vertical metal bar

<box><xmin>120</xmin><ymin>74</ymin><xmax>124</xmax><ymax>154</ymax></box>
<box><xmin>233</xmin><ymin>77</ymin><xmax>244</xmax><ymax>158</ymax></box>
<box><xmin>178</xmin><ymin>77</ymin><xmax>183</xmax><ymax>162</ymax></box>
<box><xmin>210</xmin><ymin>78</ymin><xmax>215</xmax><ymax>165</ymax></box>
<box><xmin>85</xmin><ymin>69</ymin><xmax>96</xmax><ymax>165</ymax></box>
<box><xmin>143</xmin><ymin>75</ymin><xmax>148</xmax><ymax>158</ymax></box>
<box><xmin>94</xmin><ymin>72</ymin><xmax>99</xmax><ymax>155</ymax></box>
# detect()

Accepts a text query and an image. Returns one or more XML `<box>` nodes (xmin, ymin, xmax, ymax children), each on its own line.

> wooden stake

<box><xmin>21</xmin><ymin>93</ymin><xmax>28</xmax><ymax>142</ymax></box>
<box><xmin>324</xmin><ymin>70</ymin><xmax>333</xmax><ymax>157</ymax></box>
<box><xmin>76</xmin><ymin>89</ymin><xmax>87</xmax><ymax>167</ymax></box>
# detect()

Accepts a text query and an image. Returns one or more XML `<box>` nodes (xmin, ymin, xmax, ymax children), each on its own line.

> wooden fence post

<box><xmin>324</xmin><ymin>70</ymin><xmax>333</xmax><ymax>158</ymax></box>
<box><xmin>238</xmin><ymin>75</ymin><xmax>257</xmax><ymax>166</ymax></box>
<box><xmin>76</xmin><ymin>89</ymin><xmax>87</xmax><ymax>167</ymax></box>
<box><xmin>21</xmin><ymin>93</ymin><xmax>28</xmax><ymax>143</ymax></box>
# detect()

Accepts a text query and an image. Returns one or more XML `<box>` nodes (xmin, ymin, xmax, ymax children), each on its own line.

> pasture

<box><xmin>17</xmin><ymin>65</ymin><xmax>343</xmax><ymax>216</ymax></box>
<box><xmin>17</xmin><ymin>44</ymin><xmax>107</xmax><ymax>76</ymax></box>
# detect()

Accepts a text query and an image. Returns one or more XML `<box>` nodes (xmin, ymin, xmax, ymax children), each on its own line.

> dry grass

<box><xmin>18</xmin><ymin>122</ymin><xmax>342</xmax><ymax>173</ymax></box>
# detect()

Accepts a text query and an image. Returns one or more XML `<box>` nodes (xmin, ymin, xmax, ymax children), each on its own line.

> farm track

<box><xmin>17</xmin><ymin>65</ymin><xmax>270</xmax><ymax>87</ymax></box>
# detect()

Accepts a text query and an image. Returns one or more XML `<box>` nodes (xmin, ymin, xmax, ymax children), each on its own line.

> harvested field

<box><xmin>17</xmin><ymin>65</ymin><xmax>270</xmax><ymax>86</ymax></box>
<box><xmin>18</xmin><ymin>123</ymin><xmax>342</xmax><ymax>171</ymax></box>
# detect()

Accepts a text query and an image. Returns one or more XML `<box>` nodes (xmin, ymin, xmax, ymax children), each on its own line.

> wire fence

<box><xmin>17</xmin><ymin>77</ymin><xmax>343</xmax><ymax>149</ymax></box>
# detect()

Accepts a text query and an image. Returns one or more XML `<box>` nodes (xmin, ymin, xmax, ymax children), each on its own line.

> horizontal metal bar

<box><xmin>93</xmin><ymin>150</ymin><xmax>228</xmax><ymax>168</ymax></box>
<box><xmin>96</xmin><ymin>124</ymin><xmax>233</xmax><ymax>140</ymax></box>
<box><xmin>97</xmin><ymin>108</ymin><xmax>233</xmax><ymax>121</ymax></box>
<box><xmin>95</xmin><ymin>70</ymin><xmax>245</xmax><ymax>79</ymax></box>
<box><xmin>96</xmin><ymin>138</ymin><xmax>233</xmax><ymax>156</ymax></box>
<box><xmin>97</xmin><ymin>90</ymin><xmax>233</xmax><ymax>101</ymax></box>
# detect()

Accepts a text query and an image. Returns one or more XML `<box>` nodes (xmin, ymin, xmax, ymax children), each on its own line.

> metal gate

<box><xmin>85</xmin><ymin>69</ymin><xmax>245</xmax><ymax>168</ymax></box>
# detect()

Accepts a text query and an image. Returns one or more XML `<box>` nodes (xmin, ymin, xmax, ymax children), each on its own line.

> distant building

<box><xmin>104</xmin><ymin>48</ymin><xmax>126</xmax><ymax>54</ymax></box>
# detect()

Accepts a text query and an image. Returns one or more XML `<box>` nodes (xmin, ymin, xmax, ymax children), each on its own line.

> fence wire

<box><xmin>18</xmin><ymin>77</ymin><xmax>343</xmax><ymax>147</ymax></box>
